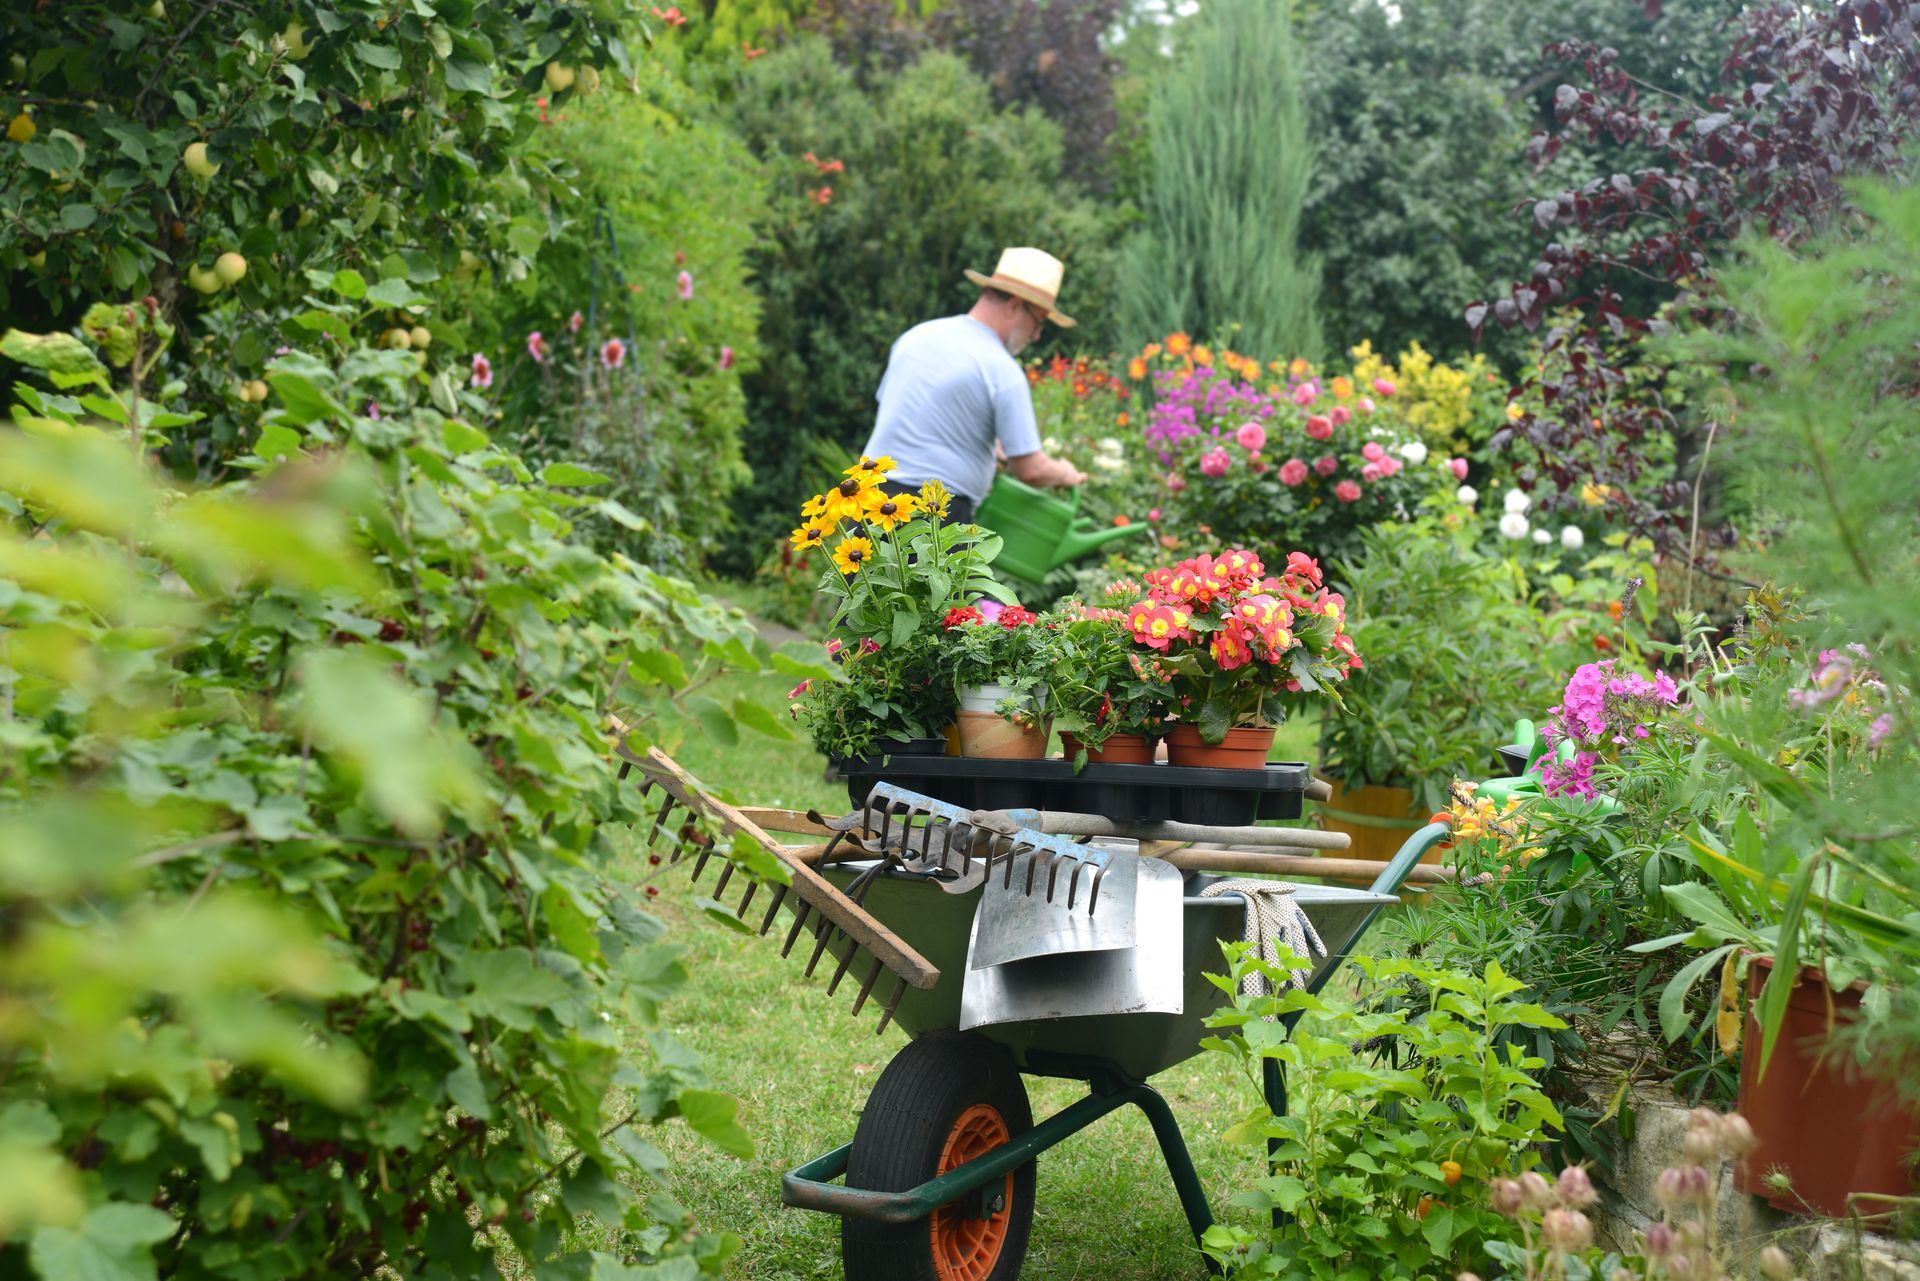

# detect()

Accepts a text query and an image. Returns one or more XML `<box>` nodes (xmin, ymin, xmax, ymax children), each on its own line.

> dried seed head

<box><xmin>1643</xmin><ymin>1222</ymin><xmax>1677</xmax><ymax>1258</ymax></box>
<box><xmin>1556</xmin><ymin>1165</ymin><xmax>1597</xmax><ymax>1208</ymax></box>
<box><xmin>1757</xmin><ymin>1244</ymin><xmax>1794</xmax><ymax>1281</ymax></box>
<box><xmin>1683</xmin><ymin>1127</ymin><xmax>1720</xmax><ymax>1165</ymax></box>
<box><xmin>1519</xmin><ymin>1170</ymin><xmax>1556</xmax><ymax>1211</ymax></box>
<box><xmin>1720</xmin><ymin>1113</ymin><xmax>1756</xmax><ymax>1157</ymax></box>
<box><xmin>1541</xmin><ymin>1207</ymin><xmax>1594</xmax><ymax>1254</ymax></box>
<box><xmin>1490</xmin><ymin>1178</ymin><xmax>1526</xmax><ymax>1216</ymax></box>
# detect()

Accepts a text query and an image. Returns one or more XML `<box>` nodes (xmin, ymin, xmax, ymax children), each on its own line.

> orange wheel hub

<box><xmin>929</xmin><ymin>1103</ymin><xmax>1012</xmax><ymax>1281</ymax></box>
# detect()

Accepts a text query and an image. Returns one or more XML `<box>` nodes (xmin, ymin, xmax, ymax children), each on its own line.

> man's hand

<box><xmin>1006</xmin><ymin>450</ymin><xmax>1087</xmax><ymax>488</ymax></box>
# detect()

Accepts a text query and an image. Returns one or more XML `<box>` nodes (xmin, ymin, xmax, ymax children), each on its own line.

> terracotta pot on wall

<box><xmin>1059</xmin><ymin>732</ymin><xmax>1156</xmax><ymax>765</ymax></box>
<box><xmin>1163</xmin><ymin>724</ymin><xmax>1274</xmax><ymax>769</ymax></box>
<box><xmin>1317</xmin><ymin>778</ymin><xmax>1433</xmax><ymax>863</ymax></box>
<box><xmin>1734</xmin><ymin>955</ymin><xmax>1920</xmax><ymax>1217</ymax></box>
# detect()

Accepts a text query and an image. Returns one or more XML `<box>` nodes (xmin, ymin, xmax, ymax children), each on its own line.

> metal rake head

<box><xmin>617</xmin><ymin>744</ymin><xmax>939</xmax><ymax>1036</ymax></box>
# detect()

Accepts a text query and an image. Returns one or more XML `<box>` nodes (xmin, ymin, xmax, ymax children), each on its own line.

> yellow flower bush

<box><xmin>1348</xmin><ymin>339</ymin><xmax>1496</xmax><ymax>448</ymax></box>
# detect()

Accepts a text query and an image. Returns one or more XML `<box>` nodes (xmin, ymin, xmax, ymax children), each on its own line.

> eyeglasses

<box><xmin>1023</xmin><ymin>302</ymin><xmax>1049</xmax><ymax>330</ymax></box>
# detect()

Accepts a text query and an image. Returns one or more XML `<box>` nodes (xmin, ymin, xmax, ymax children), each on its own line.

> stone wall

<box><xmin>1583</xmin><ymin>1081</ymin><xmax>1919</xmax><ymax>1281</ymax></box>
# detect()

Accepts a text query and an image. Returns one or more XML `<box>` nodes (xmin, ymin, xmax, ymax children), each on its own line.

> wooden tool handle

<box><xmin>1159</xmin><ymin>846</ymin><xmax>1453</xmax><ymax>885</ymax></box>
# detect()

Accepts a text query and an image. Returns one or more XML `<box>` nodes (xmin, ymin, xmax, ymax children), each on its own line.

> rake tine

<box><xmin>780</xmin><ymin>901</ymin><xmax>814</xmax><ymax>957</ymax></box>
<box><xmin>850</xmin><ymin>956</ymin><xmax>884</xmax><ymax>1016</ymax></box>
<box><xmin>1084</xmin><ymin>862</ymin><xmax>1105</xmax><ymax>914</ymax></box>
<box><xmin>1065</xmin><ymin>856</ymin><xmax>1083</xmax><ymax>912</ymax></box>
<box><xmin>873</xmin><ymin>798</ymin><xmax>896</xmax><ymax>852</ymax></box>
<box><xmin>1022</xmin><ymin>843</ymin><xmax>1043</xmax><ymax>897</ymax></box>
<box><xmin>617</xmin><ymin>760</ymin><xmax>633</xmax><ymax>782</ymax></box>
<box><xmin>874</xmin><ymin>977</ymin><xmax>907</xmax><ymax>1036</ymax></box>
<box><xmin>712</xmin><ymin>861</ymin><xmax>735</xmax><ymax>900</ymax></box>
<box><xmin>736</xmin><ymin>879</ymin><xmax>757</xmax><ymax>916</ymax></box>
<box><xmin>1045</xmin><ymin>851</ymin><xmax>1063</xmax><ymax>904</ymax></box>
<box><xmin>648</xmin><ymin>796</ymin><xmax>678</xmax><ymax>851</ymax></box>
<box><xmin>758</xmin><ymin>883</ymin><xmax>789</xmax><ymax>935</ymax></box>
<box><xmin>825</xmin><ymin>938</ymin><xmax>860</xmax><ymax>995</ymax></box>
<box><xmin>803</xmin><ymin>917</ymin><xmax>841</xmax><ymax>978</ymax></box>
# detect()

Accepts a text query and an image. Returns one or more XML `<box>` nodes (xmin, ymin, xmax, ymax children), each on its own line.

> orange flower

<box><xmin>1330</xmin><ymin>376</ymin><xmax>1354</xmax><ymax>401</ymax></box>
<box><xmin>1128</xmin><ymin>357</ymin><xmax>1147</xmax><ymax>380</ymax></box>
<box><xmin>809</xmin><ymin>186</ymin><xmax>832</xmax><ymax>206</ymax></box>
<box><xmin>1192</xmin><ymin>344</ymin><xmax>1213</xmax><ymax>366</ymax></box>
<box><xmin>1165</xmin><ymin>332</ymin><xmax>1191</xmax><ymax>356</ymax></box>
<box><xmin>1115</xmin><ymin>411</ymin><xmax>1130</xmax><ymax>427</ymax></box>
<box><xmin>1289</xmin><ymin>357</ymin><xmax>1311</xmax><ymax>377</ymax></box>
<box><xmin>1143</xmin><ymin>342</ymin><xmax>1163</xmax><ymax>359</ymax></box>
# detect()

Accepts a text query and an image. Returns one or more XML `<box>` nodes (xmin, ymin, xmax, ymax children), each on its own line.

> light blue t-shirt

<box><xmin>862</xmin><ymin>315</ymin><xmax>1042</xmax><ymax>503</ymax></box>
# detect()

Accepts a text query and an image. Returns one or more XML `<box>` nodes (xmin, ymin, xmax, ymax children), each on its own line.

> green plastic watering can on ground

<box><xmin>1476</xmin><ymin>718</ymin><xmax>1621</xmax><ymax>819</ymax></box>
<box><xmin>973</xmin><ymin>474</ymin><xmax>1150</xmax><ymax>586</ymax></box>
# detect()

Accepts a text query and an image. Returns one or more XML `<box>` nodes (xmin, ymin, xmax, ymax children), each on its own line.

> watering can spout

<box><xmin>1052</xmin><ymin>519</ymin><xmax>1150</xmax><ymax>568</ymax></box>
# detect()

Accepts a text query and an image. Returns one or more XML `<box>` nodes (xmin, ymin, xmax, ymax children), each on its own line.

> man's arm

<box><xmin>1006</xmin><ymin>449</ymin><xmax>1088</xmax><ymax>488</ymax></box>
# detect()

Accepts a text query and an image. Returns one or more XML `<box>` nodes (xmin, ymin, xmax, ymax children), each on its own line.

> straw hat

<box><xmin>964</xmin><ymin>247</ymin><xmax>1077</xmax><ymax>329</ymax></box>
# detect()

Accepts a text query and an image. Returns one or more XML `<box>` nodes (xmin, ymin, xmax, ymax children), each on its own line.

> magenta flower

<box><xmin>1334</xmin><ymin>479</ymin><xmax>1362</xmax><ymax>502</ymax></box>
<box><xmin>1361</xmin><ymin>441</ymin><xmax>1386</xmax><ymax>462</ymax></box>
<box><xmin>719</xmin><ymin>345</ymin><xmax>734</xmax><ymax>369</ymax></box>
<box><xmin>1279</xmin><ymin>458</ymin><xmax>1308</xmax><ymax>486</ymax></box>
<box><xmin>1165</xmin><ymin>472</ymin><xmax>1187</xmax><ymax>493</ymax></box>
<box><xmin>788</xmin><ymin>679</ymin><xmax>811</xmax><ymax>699</ymax></box>
<box><xmin>568</xmin><ymin>310</ymin><xmax>584</xmax><ymax>334</ymax></box>
<box><xmin>1448</xmin><ymin>457</ymin><xmax>1470</xmax><ymax>480</ymax></box>
<box><xmin>1291</xmin><ymin>381</ymin><xmax>1319</xmax><ymax>406</ymax></box>
<box><xmin>1305</xmin><ymin>415</ymin><xmax>1333</xmax><ymax>440</ymax></box>
<box><xmin>1147</xmin><ymin>507</ymin><xmax>1162</xmax><ymax>522</ymax></box>
<box><xmin>1330</xmin><ymin>405</ymin><xmax>1351</xmax><ymax>426</ymax></box>
<box><xmin>676</xmin><ymin>270</ymin><xmax>694</xmax><ymax>300</ymax></box>
<box><xmin>1199</xmin><ymin>447</ymin><xmax>1232</xmax><ymax>477</ymax></box>
<box><xmin>365</xmin><ymin>400</ymin><xmax>381</xmax><ymax>420</ymax></box>
<box><xmin>600</xmin><ymin>337</ymin><xmax>627</xmax><ymax>369</ymax></box>
<box><xmin>1372</xmin><ymin>377</ymin><xmax>1397</xmax><ymax>397</ymax></box>
<box><xmin>1313</xmin><ymin>455</ymin><xmax>1338</xmax><ymax>477</ymax></box>
<box><xmin>469</xmin><ymin>352</ymin><xmax>494</xmax><ymax>389</ymax></box>
<box><xmin>976</xmin><ymin>599</ymin><xmax>1006</xmax><ymax>624</ymax></box>
<box><xmin>1869</xmin><ymin>714</ymin><xmax>1894</xmax><ymax>748</ymax></box>
<box><xmin>1235</xmin><ymin>421</ymin><xmax>1267</xmax><ymax>453</ymax></box>
<box><xmin>826</xmin><ymin>638</ymin><xmax>844</xmax><ymax>657</ymax></box>
<box><xmin>527</xmin><ymin>331</ymin><xmax>550</xmax><ymax>364</ymax></box>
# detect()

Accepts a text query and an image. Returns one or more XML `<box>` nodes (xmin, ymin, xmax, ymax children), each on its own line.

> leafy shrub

<box><xmin>1200</xmin><ymin>949</ymin><xmax>1566</xmax><ymax>1279</ymax></box>
<box><xmin>0</xmin><ymin>312</ymin><xmax>796</xmax><ymax>1277</ymax></box>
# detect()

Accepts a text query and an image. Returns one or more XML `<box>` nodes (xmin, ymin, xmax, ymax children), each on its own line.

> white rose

<box><xmin>1456</xmin><ymin>484</ymin><xmax>1479</xmax><ymax>506</ymax></box>
<box><xmin>1498</xmin><ymin>511</ymin><xmax>1530</xmax><ymax>540</ymax></box>
<box><xmin>1503</xmin><ymin>486</ymin><xmax>1531</xmax><ymax>514</ymax></box>
<box><xmin>1397</xmin><ymin>440</ymin><xmax>1428</xmax><ymax>465</ymax></box>
<box><xmin>1560</xmin><ymin>525</ymin><xmax>1585</xmax><ymax>550</ymax></box>
<box><xmin>1532</xmin><ymin>528</ymin><xmax>1553</xmax><ymax>545</ymax></box>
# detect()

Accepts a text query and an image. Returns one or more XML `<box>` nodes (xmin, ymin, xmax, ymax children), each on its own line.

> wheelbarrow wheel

<box><xmin>842</xmin><ymin>1030</ymin><xmax>1035</xmax><ymax>1281</ymax></box>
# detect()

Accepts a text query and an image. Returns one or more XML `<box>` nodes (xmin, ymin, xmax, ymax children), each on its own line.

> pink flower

<box><xmin>1291</xmin><ymin>381</ymin><xmax>1320</xmax><ymax>406</ymax></box>
<box><xmin>676</xmin><ymin>270</ymin><xmax>694</xmax><ymax>300</ymax></box>
<box><xmin>1249</xmin><ymin>455</ymin><xmax>1269</xmax><ymax>474</ymax></box>
<box><xmin>860</xmin><ymin>637</ymin><xmax>881</xmax><ymax>653</ymax></box>
<box><xmin>469</xmin><ymin>352</ymin><xmax>494</xmax><ymax>389</ymax></box>
<box><xmin>1334</xmin><ymin>479</ymin><xmax>1362</xmax><ymax>503</ymax></box>
<box><xmin>1361</xmin><ymin>462</ymin><xmax>1383</xmax><ymax>482</ymax></box>
<box><xmin>826</xmin><ymin>638</ymin><xmax>844</xmax><ymax>657</ymax></box>
<box><xmin>787</xmin><ymin>679</ymin><xmax>811</xmax><ymax>699</ymax></box>
<box><xmin>365</xmin><ymin>400</ymin><xmax>381</xmax><ymax>420</ymax></box>
<box><xmin>1357</xmin><ymin>396</ymin><xmax>1376</xmax><ymax>414</ymax></box>
<box><xmin>568</xmin><ymin>310</ymin><xmax>584</xmax><ymax>334</ymax></box>
<box><xmin>1361</xmin><ymin>441</ymin><xmax>1386</xmax><ymax>462</ymax></box>
<box><xmin>1305</xmin><ymin>415</ymin><xmax>1333</xmax><ymax>440</ymax></box>
<box><xmin>719</xmin><ymin>345</ymin><xmax>735</xmax><ymax>370</ymax></box>
<box><xmin>600</xmin><ymin>337</ymin><xmax>627</xmax><ymax>368</ymax></box>
<box><xmin>1869</xmin><ymin>714</ymin><xmax>1894</xmax><ymax>748</ymax></box>
<box><xmin>1372</xmin><ymin>377</ymin><xmax>1397</xmax><ymax>397</ymax></box>
<box><xmin>1147</xmin><ymin>507</ymin><xmax>1162</xmax><ymax>523</ymax></box>
<box><xmin>1165</xmin><ymin>472</ymin><xmax>1187</xmax><ymax>493</ymax></box>
<box><xmin>1235</xmin><ymin>421</ymin><xmax>1267</xmax><ymax>452</ymax></box>
<box><xmin>976</xmin><ymin>600</ymin><xmax>1006</xmax><ymax>624</ymax></box>
<box><xmin>1313</xmin><ymin>455</ymin><xmax>1338</xmax><ymax>477</ymax></box>
<box><xmin>527</xmin><ymin>331</ymin><xmax>550</xmax><ymax>364</ymax></box>
<box><xmin>1330</xmin><ymin>405</ymin><xmax>1351</xmax><ymax>426</ymax></box>
<box><xmin>1448</xmin><ymin>457</ymin><xmax>1470</xmax><ymax>480</ymax></box>
<box><xmin>1199</xmin><ymin>447</ymin><xmax>1232</xmax><ymax>477</ymax></box>
<box><xmin>1279</xmin><ymin>458</ymin><xmax>1308</xmax><ymax>486</ymax></box>
<box><xmin>1378</xmin><ymin>454</ymin><xmax>1403</xmax><ymax>477</ymax></box>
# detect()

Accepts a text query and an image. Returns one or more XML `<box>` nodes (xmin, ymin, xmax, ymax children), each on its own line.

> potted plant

<box><xmin>940</xmin><ymin>602</ymin><xmax>1051</xmax><ymax>758</ymax></box>
<box><xmin>1121</xmin><ymin>547</ymin><xmax>1360</xmax><ymax>768</ymax></box>
<box><xmin>1315</xmin><ymin>522</ymin><xmax>1576</xmax><ymax>859</ymax></box>
<box><xmin>1043</xmin><ymin>604</ymin><xmax>1171</xmax><ymax>767</ymax></box>
<box><xmin>790</xmin><ymin>630</ymin><xmax>956</xmax><ymax>766</ymax></box>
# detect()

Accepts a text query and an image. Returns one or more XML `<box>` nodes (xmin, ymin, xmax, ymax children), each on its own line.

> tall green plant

<box><xmin>0</xmin><ymin>308</ymin><xmax>806</xmax><ymax>1277</ymax></box>
<box><xmin>1117</xmin><ymin>0</ymin><xmax>1322</xmax><ymax>358</ymax></box>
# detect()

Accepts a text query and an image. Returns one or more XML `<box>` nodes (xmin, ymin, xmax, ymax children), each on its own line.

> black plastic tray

<box><xmin>835</xmin><ymin>755</ymin><xmax>1311</xmax><ymax>825</ymax></box>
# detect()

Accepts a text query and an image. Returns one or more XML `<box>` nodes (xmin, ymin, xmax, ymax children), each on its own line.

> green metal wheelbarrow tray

<box><xmin>615</xmin><ymin>741</ymin><xmax>1447</xmax><ymax>1281</ymax></box>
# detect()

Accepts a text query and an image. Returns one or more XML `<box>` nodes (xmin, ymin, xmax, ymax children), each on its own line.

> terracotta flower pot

<box><xmin>1317</xmin><ymin>776</ymin><xmax>1434</xmax><ymax>864</ymax></box>
<box><xmin>1164</xmin><ymin>724</ymin><xmax>1274</xmax><ymax>769</ymax></box>
<box><xmin>1060</xmin><ymin>732</ymin><xmax>1157</xmax><ymax>765</ymax></box>
<box><xmin>1734</xmin><ymin>955</ymin><xmax>1920</xmax><ymax>1216</ymax></box>
<box><xmin>956</xmin><ymin>710</ymin><xmax>1048</xmax><ymax>759</ymax></box>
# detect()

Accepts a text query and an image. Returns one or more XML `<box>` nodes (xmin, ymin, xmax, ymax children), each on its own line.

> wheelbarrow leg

<box><xmin>1117</xmin><ymin>1077</ymin><xmax>1224</xmax><ymax>1276</ymax></box>
<box><xmin>1263</xmin><ymin>1056</ymin><xmax>1290</xmax><ymax>1232</ymax></box>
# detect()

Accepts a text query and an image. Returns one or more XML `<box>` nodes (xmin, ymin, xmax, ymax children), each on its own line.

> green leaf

<box><xmin>462</xmin><ymin>950</ymin><xmax>575</xmax><ymax>1033</ymax></box>
<box><xmin>1754</xmin><ymin>859</ymin><xmax>1818</xmax><ymax>1079</ymax></box>
<box><xmin>2</xmin><ymin>329</ymin><xmax>108</xmax><ymax>386</ymax></box>
<box><xmin>442</xmin><ymin>419</ymin><xmax>489</xmax><ymax>454</ymax></box>
<box><xmin>730</xmin><ymin>696</ymin><xmax>795</xmax><ymax>741</ymax></box>
<box><xmin>59</xmin><ymin>203</ymin><xmax>98</xmax><ymax>230</ymax></box>
<box><xmin>30</xmin><ymin>1201</ymin><xmax>178</xmax><ymax>1281</ymax></box>
<box><xmin>354</xmin><ymin>40</ymin><xmax>402</xmax><ymax>70</ymax></box>
<box><xmin>1659</xmin><ymin>882</ymin><xmax>1748</xmax><ymax>941</ymax></box>
<box><xmin>363</xmin><ymin>277</ymin><xmax>425</xmax><ymax>309</ymax></box>
<box><xmin>674</xmin><ymin>1088</ymin><xmax>753</xmax><ymax>1159</ymax></box>
<box><xmin>444</xmin><ymin>56</ymin><xmax>493</xmax><ymax>94</ymax></box>
<box><xmin>265</xmin><ymin>354</ymin><xmax>347</xmax><ymax>426</ymax></box>
<box><xmin>630</xmin><ymin>649</ymin><xmax>687</xmax><ymax>689</ymax></box>
<box><xmin>683</xmin><ymin>695</ymin><xmax>738</xmax><ymax>747</ymax></box>
<box><xmin>694</xmin><ymin>896</ymin><xmax>753</xmax><ymax>934</ymax></box>
<box><xmin>329</xmin><ymin>268</ymin><xmax>367</xmax><ymax>300</ymax></box>
<box><xmin>1659</xmin><ymin>944</ymin><xmax>1735</xmax><ymax>1042</ymax></box>
<box><xmin>443</xmin><ymin>1059</ymin><xmax>491</xmax><ymax>1121</ymax></box>
<box><xmin>541</xmin><ymin>462</ymin><xmax>612</xmax><ymax>488</ymax></box>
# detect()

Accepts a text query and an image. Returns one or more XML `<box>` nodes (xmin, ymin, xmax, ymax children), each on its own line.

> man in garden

<box><xmin>863</xmin><ymin>246</ymin><xmax>1088</xmax><ymax>522</ymax></box>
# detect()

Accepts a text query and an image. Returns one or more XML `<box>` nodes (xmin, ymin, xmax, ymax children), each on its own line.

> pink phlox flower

<box><xmin>1868</xmin><ymin>713</ymin><xmax>1894</xmax><ymax>748</ymax></box>
<box><xmin>365</xmin><ymin>401</ymin><xmax>381</xmax><ymax>420</ymax></box>
<box><xmin>1536</xmin><ymin>750</ymin><xmax>1597</xmax><ymax>799</ymax></box>
<box><xmin>976</xmin><ymin>600</ymin><xmax>1006</xmax><ymax>624</ymax></box>
<box><xmin>676</xmin><ymin>270</ymin><xmax>695</xmax><ymax>300</ymax></box>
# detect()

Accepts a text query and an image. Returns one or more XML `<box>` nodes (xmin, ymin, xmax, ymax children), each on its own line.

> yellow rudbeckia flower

<box><xmin>820</xmin><ymin>475</ymin><xmax>874</xmax><ymax>523</ymax></box>
<box><xmin>866</xmin><ymin>491</ymin><xmax>918</xmax><ymax>532</ymax></box>
<box><xmin>843</xmin><ymin>455</ymin><xmax>897</xmax><ymax>482</ymax></box>
<box><xmin>917</xmin><ymin>479</ymin><xmax>952</xmax><ymax>519</ymax></box>
<box><xmin>832</xmin><ymin>536</ymin><xmax>874</xmax><ymax>575</ymax></box>
<box><xmin>790</xmin><ymin>522</ymin><xmax>830</xmax><ymax>552</ymax></box>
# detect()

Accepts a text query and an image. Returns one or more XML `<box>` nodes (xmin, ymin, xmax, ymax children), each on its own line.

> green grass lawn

<box><xmin>633</xmin><ymin>638</ymin><xmax>1332</xmax><ymax>1278</ymax></box>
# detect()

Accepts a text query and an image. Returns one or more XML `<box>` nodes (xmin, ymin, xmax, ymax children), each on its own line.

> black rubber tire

<box><xmin>841</xmin><ymin>1030</ymin><xmax>1036</xmax><ymax>1281</ymax></box>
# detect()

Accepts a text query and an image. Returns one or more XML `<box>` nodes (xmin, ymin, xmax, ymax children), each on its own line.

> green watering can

<box><xmin>1476</xmin><ymin>718</ymin><xmax>1620</xmax><ymax>819</ymax></box>
<box><xmin>972</xmin><ymin>475</ymin><xmax>1150</xmax><ymax>587</ymax></box>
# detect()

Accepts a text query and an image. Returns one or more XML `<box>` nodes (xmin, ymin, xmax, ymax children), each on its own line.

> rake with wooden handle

<box><xmin>615</xmin><ymin>737</ymin><xmax>939</xmax><ymax>1035</ymax></box>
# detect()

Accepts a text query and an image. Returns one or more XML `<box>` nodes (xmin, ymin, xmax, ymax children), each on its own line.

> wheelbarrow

<box><xmin>616</xmin><ymin>744</ymin><xmax>1446</xmax><ymax>1281</ymax></box>
<box><xmin>972</xmin><ymin>474</ymin><xmax>1150</xmax><ymax>591</ymax></box>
